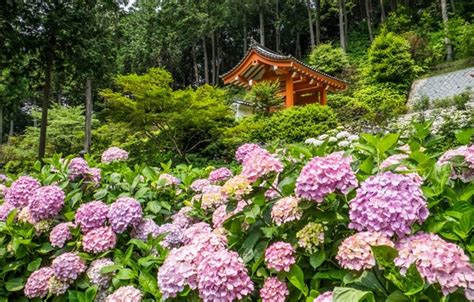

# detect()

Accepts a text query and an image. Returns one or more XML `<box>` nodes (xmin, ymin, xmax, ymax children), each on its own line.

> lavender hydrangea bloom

<box><xmin>158</xmin><ymin>245</ymin><xmax>199</xmax><ymax>299</ymax></box>
<box><xmin>24</xmin><ymin>267</ymin><xmax>54</xmax><ymax>298</ymax></box>
<box><xmin>314</xmin><ymin>291</ymin><xmax>333</xmax><ymax>302</ymax></box>
<box><xmin>235</xmin><ymin>143</ymin><xmax>261</xmax><ymax>163</ymax></box>
<box><xmin>86</xmin><ymin>167</ymin><xmax>101</xmax><ymax>186</ymax></box>
<box><xmin>101</xmin><ymin>147</ymin><xmax>129</xmax><ymax>164</ymax></box>
<box><xmin>0</xmin><ymin>202</ymin><xmax>16</xmax><ymax>221</ymax></box>
<box><xmin>437</xmin><ymin>144</ymin><xmax>474</xmax><ymax>182</ymax></box>
<box><xmin>4</xmin><ymin>176</ymin><xmax>41</xmax><ymax>207</ymax></box>
<box><xmin>208</xmin><ymin>167</ymin><xmax>233</xmax><ymax>183</ymax></box>
<box><xmin>348</xmin><ymin>171</ymin><xmax>429</xmax><ymax>237</ymax></box>
<box><xmin>49</xmin><ymin>222</ymin><xmax>75</xmax><ymax>248</ymax></box>
<box><xmin>295</xmin><ymin>152</ymin><xmax>357</xmax><ymax>203</ymax></box>
<box><xmin>265</xmin><ymin>242</ymin><xmax>296</xmax><ymax>272</ymax></box>
<box><xmin>68</xmin><ymin>157</ymin><xmax>90</xmax><ymax>180</ymax></box>
<box><xmin>29</xmin><ymin>185</ymin><xmax>65</xmax><ymax>222</ymax></box>
<box><xmin>171</xmin><ymin>206</ymin><xmax>194</xmax><ymax>228</ymax></box>
<box><xmin>158</xmin><ymin>223</ymin><xmax>185</xmax><ymax>249</ymax></box>
<box><xmin>83</xmin><ymin>226</ymin><xmax>117</xmax><ymax>253</ymax></box>
<box><xmin>395</xmin><ymin>233</ymin><xmax>474</xmax><ymax>299</ymax></box>
<box><xmin>107</xmin><ymin>197</ymin><xmax>143</xmax><ymax>233</ymax></box>
<box><xmin>75</xmin><ymin>200</ymin><xmax>109</xmax><ymax>233</ymax></box>
<box><xmin>105</xmin><ymin>285</ymin><xmax>142</xmax><ymax>302</ymax></box>
<box><xmin>190</xmin><ymin>179</ymin><xmax>211</xmax><ymax>192</ymax></box>
<box><xmin>260</xmin><ymin>277</ymin><xmax>289</xmax><ymax>302</ymax></box>
<box><xmin>158</xmin><ymin>173</ymin><xmax>181</xmax><ymax>186</ymax></box>
<box><xmin>131</xmin><ymin>218</ymin><xmax>160</xmax><ymax>241</ymax></box>
<box><xmin>52</xmin><ymin>253</ymin><xmax>86</xmax><ymax>281</ymax></box>
<box><xmin>48</xmin><ymin>276</ymin><xmax>70</xmax><ymax>295</ymax></box>
<box><xmin>271</xmin><ymin>196</ymin><xmax>302</xmax><ymax>226</ymax></box>
<box><xmin>197</xmin><ymin>249</ymin><xmax>254</xmax><ymax>302</ymax></box>
<box><xmin>0</xmin><ymin>174</ymin><xmax>7</xmax><ymax>182</ymax></box>
<box><xmin>241</xmin><ymin>148</ymin><xmax>283</xmax><ymax>182</ymax></box>
<box><xmin>87</xmin><ymin>259</ymin><xmax>115</xmax><ymax>288</ymax></box>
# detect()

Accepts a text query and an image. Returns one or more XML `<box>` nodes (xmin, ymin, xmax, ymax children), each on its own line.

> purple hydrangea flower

<box><xmin>87</xmin><ymin>259</ymin><xmax>115</xmax><ymax>288</ymax></box>
<box><xmin>395</xmin><ymin>233</ymin><xmax>474</xmax><ymax>299</ymax></box>
<box><xmin>83</xmin><ymin>226</ymin><xmax>117</xmax><ymax>253</ymax></box>
<box><xmin>75</xmin><ymin>200</ymin><xmax>109</xmax><ymax>233</ymax></box>
<box><xmin>314</xmin><ymin>291</ymin><xmax>333</xmax><ymax>302</ymax></box>
<box><xmin>235</xmin><ymin>143</ymin><xmax>261</xmax><ymax>163</ymax></box>
<box><xmin>4</xmin><ymin>176</ymin><xmax>41</xmax><ymax>207</ymax></box>
<box><xmin>437</xmin><ymin>144</ymin><xmax>474</xmax><ymax>182</ymax></box>
<box><xmin>260</xmin><ymin>277</ymin><xmax>289</xmax><ymax>302</ymax></box>
<box><xmin>107</xmin><ymin>197</ymin><xmax>143</xmax><ymax>233</ymax></box>
<box><xmin>295</xmin><ymin>152</ymin><xmax>357</xmax><ymax>203</ymax></box>
<box><xmin>68</xmin><ymin>157</ymin><xmax>90</xmax><ymax>180</ymax></box>
<box><xmin>24</xmin><ymin>267</ymin><xmax>54</xmax><ymax>298</ymax></box>
<box><xmin>208</xmin><ymin>167</ymin><xmax>233</xmax><ymax>183</ymax></box>
<box><xmin>241</xmin><ymin>148</ymin><xmax>283</xmax><ymax>182</ymax></box>
<box><xmin>197</xmin><ymin>249</ymin><xmax>254</xmax><ymax>302</ymax></box>
<box><xmin>29</xmin><ymin>185</ymin><xmax>65</xmax><ymax>222</ymax></box>
<box><xmin>271</xmin><ymin>196</ymin><xmax>302</xmax><ymax>226</ymax></box>
<box><xmin>131</xmin><ymin>218</ymin><xmax>160</xmax><ymax>241</ymax></box>
<box><xmin>0</xmin><ymin>202</ymin><xmax>16</xmax><ymax>221</ymax></box>
<box><xmin>158</xmin><ymin>223</ymin><xmax>186</xmax><ymax>249</ymax></box>
<box><xmin>336</xmin><ymin>231</ymin><xmax>394</xmax><ymax>271</ymax></box>
<box><xmin>171</xmin><ymin>206</ymin><xmax>194</xmax><ymax>228</ymax></box>
<box><xmin>49</xmin><ymin>222</ymin><xmax>75</xmax><ymax>248</ymax></box>
<box><xmin>105</xmin><ymin>285</ymin><xmax>142</xmax><ymax>302</ymax></box>
<box><xmin>52</xmin><ymin>253</ymin><xmax>86</xmax><ymax>282</ymax></box>
<box><xmin>348</xmin><ymin>171</ymin><xmax>429</xmax><ymax>237</ymax></box>
<box><xmin>86</xmin><ymin>167</ymin><xmax>101</xmax><ymax>186</ymax></box>
<box><xmin>101</xmin><ymin>147</ymin><xmax>129</xmax><ymax>164</ymax></box>
<box><xmin>0</xmin><ymin>174</ymin><xmax>7</xmax><ymax>183</ymax></box>
<box><xmin>265</xmin><ymin>242</ymin><xmax>296</xmax><ymax>272</ymax></box>
<box><xmin>190</xmin><ymin>178</ymin><xmax>211</xmax><ymax>192</ymax></box>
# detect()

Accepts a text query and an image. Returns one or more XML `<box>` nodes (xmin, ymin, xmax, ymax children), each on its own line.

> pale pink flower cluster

<box><xmin>190</xmin><ymin>178</ymin><xmax>211</xmax><ymax>192</ymax></box>
<box><xmin>265</xmin><ymin>241</ymin><xmax>296</xmax><ymax>272</ymax></box>
<box><xmin>314</xmin><ymin>291</ymin><xmax>333</xmax><ymax>302</ymax></box>
<box><xmin>221</xmin><ymin>175</ymin><xmax>252</xmax><ymax>199</ymax></box>
<box><xmin>49</xmin><ymin>222</ymin><xmax>75</xmax><ymax>248</ymax></box>
<box><xmin>235</xmin><ymin>143</ymin><xmax>261</xmax><ymax>163</ymax></box>
<box><xmin>295</xmin><ymin>152</ymin><xmax>357</xmax><ymax>203</ymax></box>
<box><xmin>158</xmin><ymin>173</ymin><xmax>181</xmax><ymax>186</ymax></box>
<box><xmin>24</xmin><ymin>267</ymin><xmax>55</xmax><ymax>298</ymax></box>
<box><xmin>437</xmin><ymin>144</ymin><xmax>474</xmax><ymax>182</ymax></box>
<box><xmin>271</xmin><ymin>196</ymin><xmax>302</xmax><ymax>226</ymax></box>
<box><xmin>380</xmin><ymin>154</ymin><xmax>409</xmax><ymax>171</ymax></box>
<box><xmin>395</xmin><ymin>233</ymin><xmax>474</xmax><ymax>299</ymax></box>
<box><xmin>348</xmin><ymin>172</ymin><xmax>428</xmax><ymax>237</ymax></box>
<box><xmin>82</xmin><ymin>226</ymin><xmax>117</xmax><ymax>253</ymax></box>
<box><xmin>171</xmin><ymin>206</ymin><xmax>194</xmax><ymax>228</ymax></box>
<box><xmin>87</xmin><ymin>258</ymin><xmax>115</xmax><ymax>288</ymax></box>
<box><xmin>212</xmin><ymin>200</ymin><xmax>248</xmax><ymax>228</ymax></box>
<box><xmin>29</xmin><ymin>185</ymin><xmax>65</xmax><ymax>222</ymax></box>
<box><xmin>260</xmin><ymin>277</ymin><xmax>289</xmax><ymax>302</ymax></box>
<box><xmin>105</xmin><ymin>285</ymin><xmax>142</xmax><ymax>302</ymax></box>
<box><xmin>336</xmin><ymin>231</ymin><xmax>394</xmax><ymax>271</ymax></box>
<box><xmin>52</xmin><ymin>252</ymin><xmax>87</xmax><ymax>281</ymax></box>
<box><xmin>200</xmin><ymin>185</ymin><xmax>227</xmax><ymax>210</ymax></box>
<box><xmin>101</xmin><ymin>147</ymin><xmax>129</xmax><ymax>164</ymax></box>
<box><xmin>208</xmin><ymin>167</ymin><xmax>233</xmax><ymax>183</ymax></box>
<box><xmin>241</xmin><ymin>148</ymin><xmax>283</xmax><ymax>182</ymax></box>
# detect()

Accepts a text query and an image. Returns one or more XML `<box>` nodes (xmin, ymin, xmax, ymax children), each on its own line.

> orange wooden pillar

<box><xmin>285</xmin><ymin>74</ymin><xmax>294</xmax><ymax>107</ymax></box>
<box><xmin>319</xmin><ymin>86</ymin><xmax>327</xmax><ymax>105</ymax></box>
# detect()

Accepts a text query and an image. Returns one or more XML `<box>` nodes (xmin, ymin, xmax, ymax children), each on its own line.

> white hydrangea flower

<box><xmin>318</xmin><ymin>134</ymin><xmax>329</xmax><ymax>140</ymax></box>
<box><xmin>336</xmin><ymin>131</ymin><xmax>351</xmax><ymax>139</ymax></box>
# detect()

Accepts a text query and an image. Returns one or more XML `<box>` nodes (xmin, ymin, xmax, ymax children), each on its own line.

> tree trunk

<box><xmin>449</xmin><ymin>0</ymin><xmax>455</xmax><ymax>13</ymax></box>
<box><xmin>33</xmin><ymin>99</ymin><xmax>38</xmax><ymax>127</ymax></box>
<box><xmin>441</xmin><ymin>0</ymin><xmax>453</xmax><ymax>61</ymax></box>
<box><xmin>344</xmin><ymin>1</ymin><xmax>348</xmax><ymax>46</ymax></box>
<box><xmin>380</xmin><ymin>0</ymin><xmax>386</xmax><ymax>22</ymax></box>
<box><xmin>365</xmin><ymin>0</ymin><xmax>374</xmax><ymax>41</ymax></box>
<box><xmin>9</xmin><ymin>113</ymin><xmax>13</xmax><ymax>136</ymax></box>
<box><xmin>202</xmin><ymin>38</ymin><xmax>209</xmax><ymax>84</ymax></box>
<box><xmin>315</xmin><ymin>0</ymin><xmax>321</xmax><ymax>44</ymax></box>
<box><xmin>296</xmin><ymin>32</ymin><xmax>302</xmax><ymax>58</ymax></box>
<box><xmin>339</xmin><ymin>0</ymin><xmax>347</xmax><ymax>52</ymax></box>
<box><xmin>84</xmin><ymin>78</ymin><xmax>92</xmax><ymax>153</ymax></box>
<box><xmin>259</xmin><ymin>11</ymin><xmax>265</xmax><ymax>46</ymax></box>
<box><xmin>192</xmin><ymin>42</ymin><xmax>199</xmax><ymax>86</ymax></box>
<box><xmin>211</xmin><ymin>31</ymin><xmax>216</xmax><ymax>85</ymax></box>
<box><xmin>0</xmin><ymin>104</ymin><xmax>3</xmax><ymax>144</ymax></box>
<box><xmin>243</xmin><ymin>20</ymin><xmax>248</xmax><ymax>55</ymax></box>
<box><xmin>306</xmin><ymin>0</ymin><xmax>315</xmax><ymax>48</ymax></box>
<box><xmin>38</xmin><ymin>53</ymin><xmax>52</xmax><ymax>160</ymax></box>
<box><xmin>275</xmin><ymin>0</ymin><xmax>281</xmax><ymax>52</ymax></box>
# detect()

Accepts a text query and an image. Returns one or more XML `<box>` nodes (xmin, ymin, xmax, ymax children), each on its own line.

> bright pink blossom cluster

<box><xmin>271</xmin><ymin>196</ymin><xmax>302</xmax><ymax>226</ymax></box>
<box><xmin>348</xmin><ymin>171</ymin><xmax>429</xmax><ymax>237</ymax></box>
<box><xmin>336</xmin><ymin>231</ymin><xmax>394</xmax><ymax>271</ymax></box>
<box><xmin>29</xmin><ymin>185</ymin><xmax>65</xmax><ymax>222</ymax></box>
<box><xmin>235</xmin><ymin>143</ymin><xmax>261</xmax><ymax>163</ymax></box>
<box><xmin>4</xmin><ymin>176</ymin><xmax>40</xmax><ymax>207</ymax></box>
<box><xmin>394</xmin><ymin>233</ymin><xmax>474</xmax><ymax>299</ymax></box>
<box><xmin>265</xmin><ymin>241</ymin><xmax>296</xmax><ymax>272</ymax></box>
<box><xmin>75</xmin><ymin>200</ymin><xmax>109</xmax><ymax>233</ymax></box>
<box><xmin>83</xmin><ymin>226</ymin><xmax>117</xmax><ymax>253</ymax></box>
<box><xmin>241</xmin><ymin>148</ymin><xmax>283</xmax><ymax>182</ymax></box>
<box><xmin>260</xmin><ymin>277</ymin><xmax>289</xmax><ymax>302</ymax></box>
<box><xmin>49</xmin><ymin>222</ymin><xmax>75</xmax><ymax>248</ymax></box>
<box><xmin>295</xmin><ymin>152</ymin><xmax>357</xmax><ymax>203</ymax></box>
<box><xmin>52</xmin><ymin>252</ymin><xmax>87</xmax><ymax>282</ymax></box>
<box><xmin>208</xmin><ymin>167</ymin><xmax>233</xmax><ymax>183</ymax></box>
<box><xmin>437</xmin><ymin>144</ymin><xmax>474</xmax><ymax>182</ymax></box>
<box><xmin>105</xmin><ymin>285</ymin><xmax>142</xmax><ymax>302</ymax></box>
<box><xmin>101</xmin><ymin>147</ymin><xmax>129</xmax><ymax>164</ymax></box>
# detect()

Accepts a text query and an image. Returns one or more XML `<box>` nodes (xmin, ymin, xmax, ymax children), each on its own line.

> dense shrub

<box><xmin>243</xmin><ymin>81</ymin><xmax>284</xmax><ymax>116</ymax></box>
<box><xmin>327</xmin><ymin>94</ymin><xmax>373</xmax><ymax>123</ymax></box>
<box><xmin>307</xmin><ymin>43</ymin><xmax>350</xmax><ymax>75</ymax></box>
<box><xmin>354</xmin><ymin>83</ymin><xmax>407</xmax><ymax>122</ymax></box>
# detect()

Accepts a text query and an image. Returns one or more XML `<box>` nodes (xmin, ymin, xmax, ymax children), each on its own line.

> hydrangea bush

<box><xmin>0</xmin><ymin>130</ymin><xmax>473</xmax><ymax>301</ymax></box>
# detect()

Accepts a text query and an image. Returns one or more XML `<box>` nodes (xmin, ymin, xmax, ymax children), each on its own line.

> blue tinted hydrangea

<box><xmin>158</xmin><ymin>223</ymin><xmax>185</xmax><ymax>249</ymax></box>
<box><xmin>24</xmin><ymin>267</ymin><xmax>54</xmax><ymax>298</ymax></box>
<box><xmin>83</xmin><ymin>226</ymin><xmax>117</xmax><ymax>253</ymax></box>
<box><xmin>52</xmin><ymin>253</ymin><xmax>86</xmax><ymax>282</ymax></box>
<box><xmin>4</xmin><ymin>176</ymin><xmax>40</xmax><ymax>207</ymax></box>
<box><xmin>241</xmin><ymin>148</ymin><xmax>283</xmax><ymax>182</ymax></box>
<box><xmin>295</xmin><ymin>152</ymin><xmax>357</xmax><ymax>203</ymax></box>
<box><xmin>68</xmin><ymin>157</ymin><xmax>89</xmax><ymax>180</ymax></box>
<box><xmin>75</xmin><ymin>200</ymin><xmax>109</xmax><ymax>233</ymax></box>
<box><xmin>29</xmin><ymin>185</ymin><xmax>65</xmax><ymax>222</ymax></box>
<box><xmin>235</xmin><ymin>143</ymin><xmax>261</xmax><ymax>163</ymax></box>
<box><xmin>49</xmin><ymin>222</ymin><xmax>75</xmax><ymax>248</ymax></box>
<box><xmin>107</xmin><ymin>197</ymin><xmax>143</xmax><ymax>233</ymax></box>
<box><xmin>101</xmin><ymin>147</ymin><xmax>129</xmax><ymax>164</ymax></box>
<box><xmin>348</xmin><ymin>172</ymin><xmax>429</xmax><ymax>237</ymax></box>
<box><xmin>105</xmin><ymin>285</ymin><xmax>142</xmax><ymax>302</ymax></box>
<box><xmin>131</xmin><ymin>218</ymin><xmax>160</xmax><ymax>241</ymax></box>
<box><xmin>87</xmin><ymin>259</ymin><xmax>115</xmax><ymax>288</ymax></box>
<box><xmin>208</xmin><ymin>167</ymin><xmax>233</xmax><ymax>183</ymax></box>
<box><xmin>260</xmin><ymin>277</ymin><xmax>288</xmax><ymax>302</ymax></box>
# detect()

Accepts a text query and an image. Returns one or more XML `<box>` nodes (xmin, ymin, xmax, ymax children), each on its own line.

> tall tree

<box><xmin>365</xmin><ymin>0</ymin><xmax>374</xmax><ymax>41</ymax></box>
<box><xmin>440</xmin><ymin>0</ymin><xmax>453</xmax><ymax>61</ymax></box>
<box><xmin>338</xmin><ymin>0</ymin><xmax>347</xmax><ymax>52</ymax></box>
<box><xmin>306</xmin><ymin>0</ymin><xmax>316</xmax><ymax>47</ymax></box>
<box><xmin>379</xmin><ymin>0</ymin><xmax>386</xmax><ymax>22</ymax></box>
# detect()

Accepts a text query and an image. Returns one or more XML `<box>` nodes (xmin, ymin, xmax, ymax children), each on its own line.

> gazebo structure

<box><xmin>221</xmin><ymin>41</ymin><xmax>349</xmax><ymax>108</ymax></box>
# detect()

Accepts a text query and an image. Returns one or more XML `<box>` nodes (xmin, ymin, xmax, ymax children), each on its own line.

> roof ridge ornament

<box><xmin>249</xmin><ymin>37</ymin><xmax>259</xmax><ymax>48</ymax></box>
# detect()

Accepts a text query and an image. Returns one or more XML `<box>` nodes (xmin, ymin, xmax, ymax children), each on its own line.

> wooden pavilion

<box><xmin>221</xmin><ymin>41</ymin><xmax>349</xmax><ymax>108</ymax></box>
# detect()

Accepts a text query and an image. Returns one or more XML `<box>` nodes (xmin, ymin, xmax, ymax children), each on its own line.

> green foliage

<box><xmin>244</xmin><ymin>81</ymin><xmax>284</xmax><ymax>116</ymax></box>
<box><xmin>327</xmin><ymin>94</ymin><xmax>373</xmax><ymax>123</ymax></box>
<box><xmin>354</xmin><ymin>84</ymin><xmax>407</xmax><ymax>122</ymax></box>
<box><xmin>307</xmin><ymin>43</ymin><xmax>350</xmax><ymax>75</ymax></box>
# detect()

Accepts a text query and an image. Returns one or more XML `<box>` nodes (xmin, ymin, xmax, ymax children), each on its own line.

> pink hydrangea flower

<box><xmin>190</xmin><ymin>178</ymin><xmax>211</xmax><ymax>192</ymax></box>
<box><xmin>221</xmin><ymin>175</ymin><xmax>252</xmax><ymax>199</ymax></box>
<box><xmin>212</xmin><ymin>200</ymin><xmax>248</xmax><ymax>228</ymax></box>
<box><xmin>235</xmin><ymin>143</ymin><xmax>262</xmax><ymax>163</ymax></box>
<box><xmin>336</xmin><ymin>231</ymin><xmax>394</xmax><ymax>271</ymax></box>
<box><xmin>86</xmin><ymin>167</ymin><xmax>101</xmax><ymax>186</ymax></box>
<box><xmin>242</xmin><ymin>148</ymin><xmax>283</xmax><ymax>182</ymax></box>
<box><xmin>52</xmin><ymin>253</ymin><xmax>86</xmax><ymax>281</ymax></box>
<box><xmin>380</xmin><ymin>154</ymin><xmax>409</xmax><ymax>171</ymax></box>
<box><xmin>314</xmin><ymin>291</ymin><xmax>333</xmax><ymax>302</ymax></box>
<box><xmin>131</xmin><ymin>218</ymin><xmax>160</xmax><ymax>241</ymax></box>
<box><xmin>265</xmin><ymin>242</ymin><xmax>296</xmax><ymax>272</ymax></box>
<box><xmin>183</xmin><ymin>222</ymin><xmax>213</xmax><ymax>244</ymax></box>
<box><xmin>24</xmin><ymin>267</ymin><xmax>54</xmax><ymax>298</ymax></box>
<box><xmin>171</xmin><ymin>206</ymin><xmax>194</xmax><ymax>228</ymax></box>
<box><xmin>0</xmin><ymin>174</ymin><xmax>7</xmax><ymax>182</ymax></box>
<box><xmin>197</xmin><ymin>249</ymin><xmax>254</xmax><ymax>302</ymax></box>
<box><xmin>271</xmin><ymin>196</ymin><xmax>302</xmax><ymax>226</ymax></box>
<box><xmin>83</xmin><ymin>226</ymin><xmax>117</xmax><ymax>253</ymax></box>
<box><xmin>49</xmin><ymin>222</ymin><xmax>75</xmax><ymax>248</ymax></box>
<box><xmin>437</xmin><ymin>145</ymin><xmax>474</xmax><ymax>182</ymax></box>
<box><xmin>105</xmin><ymin>285</ymin><xmax>142</xmax><ymax>302</ymax></box>
<box><xmin>296</xmin><ymin>152</ymin><xmax>357</xmax><ymax>203</ymax></box>
<box><xmin>87</xmin><ymin>259</ymin><xmax>115</xmax><ymax>288</ymax></box>
<box><xmin>48</xmin><ymin>276</ymin><xmax>70</xmax><ymax>295</ymax></box>
<box><xmin>4</xmin><ymin>176</ymin><xmax>40</xmax><ymax>207</ymax></box>
<box><xmin>158</xmin><ymin>223</ymin><xmax>185</xmax><ymax>249</ymax></box>
<box><xmin>208</xmin><ymin>167</ymin><xmax>233</xmax><ymax>183</ymax></box>
<box><xmin>260</xmin><ymin>277</ymin><xmax>289</xmax><ymax>302</ymax></box>
<box><xmin>0</xmin><ymin>202</ymin><xmax>16</xmax><ymax>221</ymax></box>
<box><xmin>348</xmin><ymin>171</ymin><xmax>429</xmax><ymax>237</ymax></box>
<box><xmin>75</xmin><ymin>200</ymin><xmax>109</xmax><ymax>233</ymax></box>
<box><xmin>29</xmin><ymin>185</ymin><xmax>65</xmax><ymax>222</ymax></box>
<box><xmin>107</xmin><ymin>197</ymin><xmax>143</xmax><ymax>233</ymax></box>
<box><xmin>395</xmin><ymin>233</ymin><xmax>474</xmax><ymax>299</ymax></box>
<box><xmin>101</xmin><ymin>147</ymin><xmax>129</xmax><ymax>164</ymax></box>
<box><xmin>68</xmin><ymin>157</ymin><xmax>90</xmax><ymax>180</ymax></box>
<box><xmin>200</xmin><ymin>185</ymin><xmax>227</xmax><ymax>210</ymax></box>
<box><xmin>158</xmin><ymin>173</ymin><xmax>180</xmax><ymax>186</ymax></box>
